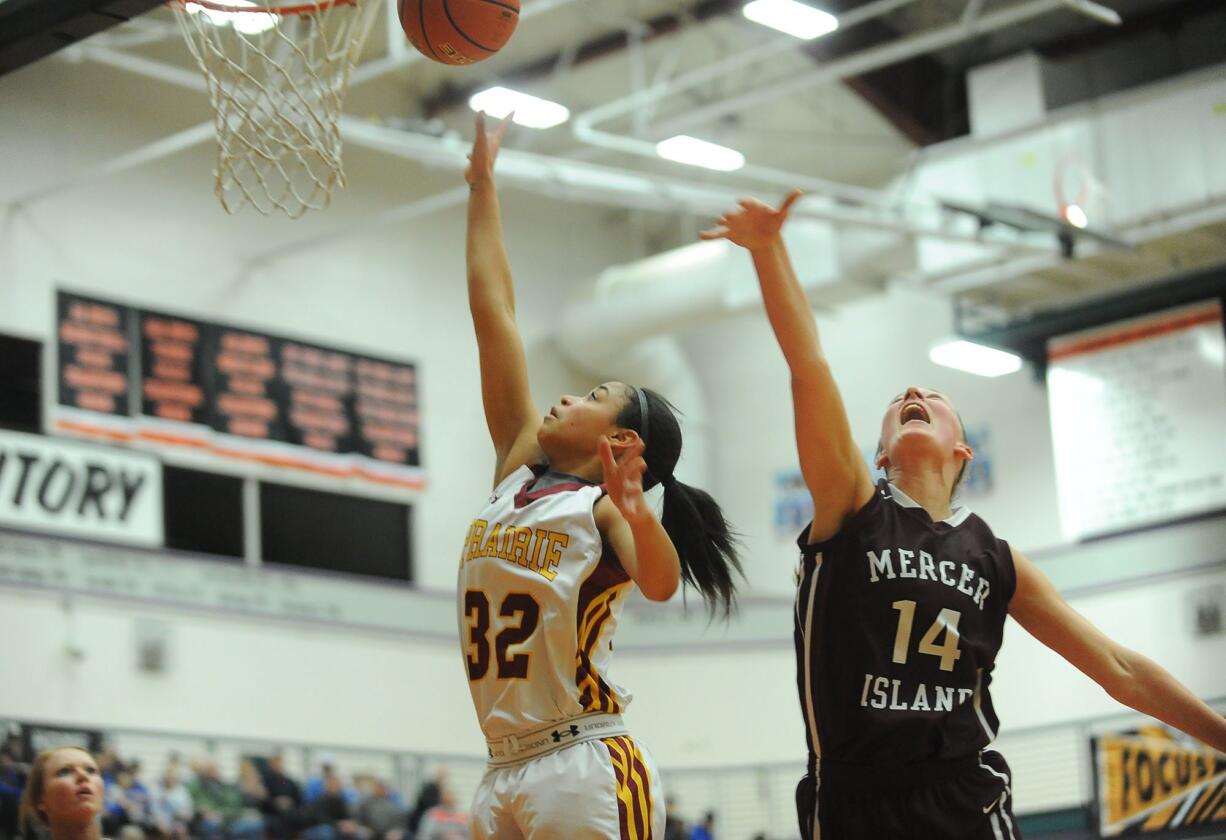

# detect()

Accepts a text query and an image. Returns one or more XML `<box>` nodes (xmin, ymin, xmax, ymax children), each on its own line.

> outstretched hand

<box><xmin>700</xmin><ymin>188</ymin><xmax>802</xmax><ymax>251</ymax></box>
<box><xmin>599</xmin><ymin>436</ymin><xmax>649</xmax><ymax>523</ymax></box>
<box><xmin>465</xmin><ymin>111</ymin><xmax>513</xmax><ymax>186</ymax></box>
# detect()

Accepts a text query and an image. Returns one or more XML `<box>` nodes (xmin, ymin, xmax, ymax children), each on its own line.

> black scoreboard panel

<box><xmin>56</xmin><ymin>292</ymin><xmax>134</xmax><ymax>418</ymax></box>
<box><xmin>56</xmin><ymin>291</ymin><xmax>421</xmax><ymax>470</ymax></box>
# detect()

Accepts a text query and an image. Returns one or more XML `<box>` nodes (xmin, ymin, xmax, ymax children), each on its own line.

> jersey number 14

<box><xmin>891</xmin><ymin>600</ymin><xmax>963</xmax><ymax>672</ymax></box>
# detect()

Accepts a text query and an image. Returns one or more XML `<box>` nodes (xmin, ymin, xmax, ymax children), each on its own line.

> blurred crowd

<box><xmin>0</xmin><ymin>735</ymin><xmax>469</xmax><ymax>840</ymax></box>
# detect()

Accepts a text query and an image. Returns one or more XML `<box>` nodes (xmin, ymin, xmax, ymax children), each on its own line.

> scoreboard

<box><xmin>52</xmin><ymin>290</ymin><xmax>423</xmax><ymax>489</ymax></box>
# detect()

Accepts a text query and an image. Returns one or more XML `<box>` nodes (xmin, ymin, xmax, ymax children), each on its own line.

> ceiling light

<box><xmin>655</xmin><ymin>135</ymin><xmax>746</xmax><ymax>172</ymax></box>
<box><xmin>468</xmin><ymin>87</ymin><xmax>570</xmax><ymax>130</ymax></box>
<box><xmin>185</xmin><ymin>1</ymin><xmax>277</xmax><ymax>35</ymax></box>
<box><xmin>929</xmin><ymin>340</ymin><xmax>1023</xmax><ymax>378</ymax></box>
<box><xmin>742</xmin><ymin>0</ymin><xmax>838</xmax><ymax>39</ymax></box>
<box><xmin>1063</xmin><ymin>203</ymin><xmax>1088</xmax><ymax>229</ymax></box>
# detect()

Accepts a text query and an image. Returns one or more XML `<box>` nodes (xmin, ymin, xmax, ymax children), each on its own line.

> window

<box><xmin>259</xmin><ymin>482</ymin><xmax>411</xmax><ymax>582</ymax></box>
<box><xmin>163</xmin><ymin>466</ymin><xmax>244</xmax><ymax>559</ymax></box>
<box><xmin>0</xmin><ymin>334</ymin><xmax>41</xmax><ymax>433</ymax></box>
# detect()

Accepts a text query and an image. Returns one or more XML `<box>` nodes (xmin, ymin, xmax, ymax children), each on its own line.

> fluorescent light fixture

<box><xmin>1063</xmin><ymin>203</ymin><xmax>1088</xmax><ymax>229</ymax></box>
<box><xmin>742</xmin><ymin>0</ymin><xmax>838</xmax><ymax>39</ymax></box>
<box><xmin>185</xmin><ymin>0</ymin><xmax>277</xmax><ymax>35</ymax></box>
<box><xmin>1047</xmin><ymin>366</ymin><xmax>1104</xmax><ymax>396</ymax></box>
<box><xmin>469</xmin><ymin>87</ymin><xmax>570</xmax><ymax>130</ymax></box>
<box><xmin>655</xmin><ymin>135</ymin><xmax>746</xmax><ymax>172</ymax></box>
<box><xmin>929</xmin><ymin>339</ymin><xmax>1023</xmax><ymax>378</ymax></box>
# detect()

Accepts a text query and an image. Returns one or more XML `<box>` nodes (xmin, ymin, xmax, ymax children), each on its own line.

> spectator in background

<box><xmin>190</xmin><ymin>760</ymin><xmax>262</xmax><ymax>840</ymax></box>
<box><xmin>0</xmin><ymin>749</ymin><xmax>28</xmax><ymax>840</ymax></box>
<box><xmin>415</xmin><ymin>786</ymin><xmax>467</xmax><ymax>840</ymax></box>
<box><xmin>163</xmin><ymin>753</ymin><xmax>191</xmax><ymax>788</ymax></box>
<box><xmin>689</xmin><ymin>810</ymin><xmax>716</xmax><ymax>840</ymax></box>
<box><xmin>302</xmin><ymin>775</ymin><xmax>366</xmax><ymax>840</ymax></box>
<box><xmin>149</xmin><ymin>765</ymin><xmax>193</xmax><ymax>840</ymax></box>
<box><xmin>260</xmin><ymin>752</ymin><xmax>303</xmax><ymax>840</ymax></box>
<box><xmin>117</xmin><ymin>764</ymin><xmax>153</xmax><ymax>833</ymax></box>
<box><xmin>236</xmin><ymin>759</ymin><xmax>268</xmax><ymax>822</ymax></box>
<box><xmin>189</xmin><ymin>760</ymin><xmax>237</xmax><ymax>840</ymax></box>
<box><xmin>94</xmin><ymin>747</ymin><xmax>122</xmax><ymax>787</ymax></box>
<box><xmin>18</xmin><ymin>747</ymin><xmax>105</xmax><ymax>840</ymax></box>
<box><xmin>101</xmin><ymin>766</ymin><xmax>133</xmax><ymax>837</ymax></box>
<box><xmin>663</xmin><ymin>795</ymin><xmax>686</xmax><ymax>840</ymax></box>
<box><xmin>304</xmin><ymin>758</ymin><xmax>358</xmax><ymax>809</ymax></box>
<box><xmin>355</xmin><ymin>779</ymin><xmax>403</xmax><ymax>840</ymax></box>
<box><xmin>0</xmin><ymin>736</ymin><xmax>23</xmax><ymax>763</ymax></box>
<box><xmin>406</xmin><ymin>767</ymin><xmax>446</xmax><ymax>835</ymax></box>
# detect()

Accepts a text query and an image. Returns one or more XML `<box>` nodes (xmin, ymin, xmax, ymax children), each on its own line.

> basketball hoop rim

<box><xmin>173</xmin><ymin>0</ymin><xmax>358</xmax><ymax>16</ymax></box>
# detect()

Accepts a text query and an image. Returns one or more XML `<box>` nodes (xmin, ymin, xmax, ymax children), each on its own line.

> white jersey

<box><xmin>457</xmin><ymin>464</ymin><xmax>634</xmax><ymax>740</ymax></box>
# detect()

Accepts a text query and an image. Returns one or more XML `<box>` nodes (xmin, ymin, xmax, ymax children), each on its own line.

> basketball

<box><xmin>398</xmin><ymin>0</ymin><xmax>520</xmax><ymax>66</ymax></box>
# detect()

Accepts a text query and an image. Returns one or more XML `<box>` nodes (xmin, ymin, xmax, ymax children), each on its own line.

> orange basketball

<box><xmin>398</xmin><ymin>0</ymin><xmax>520</xmax><ymax>66</ymax></box>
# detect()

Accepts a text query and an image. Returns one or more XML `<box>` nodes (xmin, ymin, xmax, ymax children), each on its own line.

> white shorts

<box><xmin>470</xmin><ymin>735</ymin><xmax>665</xmax><ymax>840</ymax></box>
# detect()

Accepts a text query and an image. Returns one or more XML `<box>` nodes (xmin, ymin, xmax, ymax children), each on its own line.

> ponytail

<box><xmin>660</xmin><ymin>478</ymin><xmax>742</xmax><ymax>617</ymax></box>
<box><xmin>618</xmin><ymin>387</ymin><xmax>743</xmax><ymax>616</ymax></box>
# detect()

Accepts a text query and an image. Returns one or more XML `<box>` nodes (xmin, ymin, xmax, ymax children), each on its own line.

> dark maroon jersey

<box><xmin>794</xmin><ymin>479</ymin><xmax>1017</xmax><ymax>770</ymax></box>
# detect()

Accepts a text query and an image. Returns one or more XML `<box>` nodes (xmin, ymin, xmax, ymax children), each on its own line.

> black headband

<box><xmin>636</xmin><ymin>386</ymin><xmax>650</xmax><ymax>450</ymax></box>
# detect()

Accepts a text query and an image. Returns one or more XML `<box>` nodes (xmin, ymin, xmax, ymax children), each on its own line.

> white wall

<box><xmin>993</xmin><ymin>566</ymin><xmax>1226</xmax><ymax>731</ymax></box>
<box><xmin>0</xmin><ymin>586</ymin><xmax>485</xmax><ymax>756</ymax></box>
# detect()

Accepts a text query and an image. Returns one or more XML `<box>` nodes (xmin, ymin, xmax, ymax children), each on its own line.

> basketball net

<box><xmin>171</xmin><ymin>0</ymin><xmax>381</xmax><ymax>217</ymax></box>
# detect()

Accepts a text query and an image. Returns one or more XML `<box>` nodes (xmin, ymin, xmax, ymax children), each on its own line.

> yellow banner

<box><xmin>1094</xmin><ymin>726</ymin><xmax>1226</xmax><ymax>836</ymax></box>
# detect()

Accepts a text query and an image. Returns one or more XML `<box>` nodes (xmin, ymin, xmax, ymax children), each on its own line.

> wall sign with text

<box><xmin>0</xmin><ymin>428</ymin><xmax>163</xmax><ymax>546</ymax></box>
<box><xmin>1047</xmin><ymin>300</ymin><xmax>1226</xmax><ymax>541</ymax></box>
<box><xmin>51</xmin><ymin>291</ymin><xmax>424</xmax><ymax>490</ymax></box>
<box><xmin>1092</xmin><ymin>725</ymin><xmax>1226</xmax><ymax>836</ymax></box>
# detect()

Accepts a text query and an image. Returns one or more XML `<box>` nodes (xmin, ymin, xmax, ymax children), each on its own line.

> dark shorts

<box><xmin>796</xmin><ymin>750</ymin><xmax>1021</xmax><ymax>839</ymax></box>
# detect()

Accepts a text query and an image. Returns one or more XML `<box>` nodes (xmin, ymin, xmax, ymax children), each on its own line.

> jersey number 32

<box><xmin>464</xmin><ymin>590</ymin><xmax>541</xmax><ymax>680</ymax></box>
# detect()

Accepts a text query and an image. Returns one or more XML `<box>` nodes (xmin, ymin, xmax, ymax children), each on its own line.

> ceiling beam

<box><xmin>0</xmin><ymin>0</ymin><xmax>163</xmax><ymax>77</ymax></box>
<box><xmin>417</xmin><ymin>0</ymin><xmax>955</xmax><ymax>145</ymax></box>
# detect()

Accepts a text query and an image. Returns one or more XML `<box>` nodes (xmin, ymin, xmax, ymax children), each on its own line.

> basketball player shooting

<box><xmin>459</xmin><ymin>112</ymin><xmax>743</xmax><ymax>840</ymax></box>
<box><xmin>702</xmin><ymin>190</ymin><xmax>1226</xmax><ymax>840</ymax></box>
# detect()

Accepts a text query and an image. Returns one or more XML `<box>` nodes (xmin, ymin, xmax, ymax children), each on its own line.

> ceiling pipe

<box><xmin>649</xmin><ymin>0</ymin><xmax>1120</xmax><ymax>140</ymax></box>
<box><xmin>55</xmin><ymin>41</ymin><xmax>1041</xmax><ymax>265</ymax></box>
<box><xmin>554</xmin><ymin>220</ymin><xmax>842</xmax><ymax>372</ymax></box>
<box><xmin>572</xmin><ymin>0</ymin><xmax>926</xmax><ymax>207</ymax></box>
<box><xmin>334</xmin><ymin>117</ymin><xmax>1045</xmax><ymax>253</ymax></box>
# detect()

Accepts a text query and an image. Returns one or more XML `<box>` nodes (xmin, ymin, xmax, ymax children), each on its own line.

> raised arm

<box><xmin>1009</xmin><ymin>546</ymin><xmax>1226</xmax><ymax>753</ymax></box>
<box><xmin>465</xmin><ymin>112</ymin><xmax>544</xmax><ymax>485</ymax></box>
<box><xmin>702</xmin><ymin>191</ymin><xmax>874</xmax><ymax>542</ymax></box>
<box><xmin>593</xmin><ymin>438</ymin><xmax>680</xmax><ymax>602</ymax></box>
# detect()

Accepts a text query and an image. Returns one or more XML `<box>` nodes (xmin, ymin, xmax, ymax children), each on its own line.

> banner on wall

<box><xmin>1092</xmin><ymin>725</ymin><xmax>1226</xmax><ymax>836</ymax></box>
<box><xmin>1047</xmin><ymin>300</ymin><xmax>1226</xmax><ymax>541</ymax></box>
<box><xmin>0</xmin><ymin>428</ymin><xmax>162</xmax><ymax>546</ymax></box>
<box><xmin>50</xmin><ymin>291</ymin><xmax>425</xmax><ymax>490</ymax></box>
<box><xmin>18</xmin><ymin>722</ymin><xmax>106</xmax><ymax>758</ymax></box>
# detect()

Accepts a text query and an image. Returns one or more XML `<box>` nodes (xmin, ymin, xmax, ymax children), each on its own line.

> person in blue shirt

<box><xmin>689</xmin><ymin>810</ymin><xmax>716</xmax><ymax>840</ymax></box>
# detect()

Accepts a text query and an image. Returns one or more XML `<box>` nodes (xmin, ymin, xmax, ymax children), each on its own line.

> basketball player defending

<box><xmin>460</xmin><ymin>113</ymin><xmax>742</xmax><ymax>840</ymax></box>
<box><xmin>702</xmin><ymin>191</ymin><xmax>1226</xmax><ymax>839</ymax></box>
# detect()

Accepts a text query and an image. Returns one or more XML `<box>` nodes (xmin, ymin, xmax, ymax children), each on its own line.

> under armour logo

<box><xmin>551</xmin><ymin>725</ymin><xmax>580</xmax><ymax>742</ymax></box>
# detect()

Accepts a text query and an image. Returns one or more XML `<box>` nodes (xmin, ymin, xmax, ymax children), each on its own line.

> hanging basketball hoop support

<box><xmin>171</xmin><ymin>0</ymin><xmax>381</xmax><ymax>217</ymax></box>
